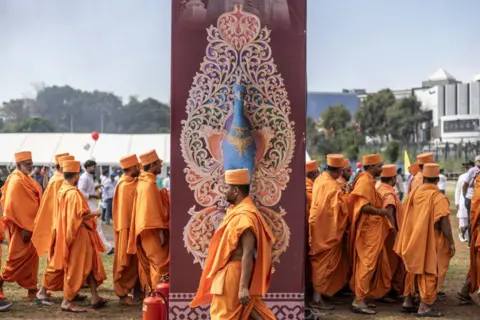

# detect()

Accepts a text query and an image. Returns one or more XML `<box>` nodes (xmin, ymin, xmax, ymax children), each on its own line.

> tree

<box><xmin>118</xmin><ymin>97</ymin><xmax>171</xmax><ymax>133</ymax></box>
<box><xmin>321</xmin><ymin>104</ymin><xmax>351</xmax><ymax>131</ymax></box>
<box><xmin>1</xmin><ymin>99</ymin><xmax>32</xmax><ymax>123</ymax></box>
<box><xmin>386</xmin><ymin>96</ymin><xmax>428</xmax><ymax>144</ymax></box>
<box><xmin>12</xmin><ymin>117</ymin><xmax>55</xmax><ymax>133</ymax></box>
<box><xmin>306</xmin><ymin>116</ymin><xmax>321</xmax><ymax>156</ymax></box>
<box><xmin>385</xmin><ymin>140</ymin><xmax>401</xmax><ymax>163</ymax></box>
<box><xmin>355</xmin><ymin>89</ymin><xmax>396</xmax><ymax>141</ymax></box>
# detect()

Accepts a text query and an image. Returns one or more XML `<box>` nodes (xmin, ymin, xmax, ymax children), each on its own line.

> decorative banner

<box><xmin>170</xmin><ymin>1</ymin><xmax>306</xmax><ymax>318</ymax></box>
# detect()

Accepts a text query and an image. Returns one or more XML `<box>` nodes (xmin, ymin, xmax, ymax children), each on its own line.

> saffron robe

<box><xmin>466</xmin><ymin>175</ymin><xmax>480</xmax><ymax>294</ymax></box>
<box><xmin>409</xmin><ymin>172</ymin><xmax>423</xmax><ymax>192</ymax></box>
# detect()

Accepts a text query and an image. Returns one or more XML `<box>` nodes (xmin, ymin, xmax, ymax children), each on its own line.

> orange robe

<box><xmin>409</xmin><ymin>172</ymin><xmax>423</xmax><ymax>192</ymax></box>
<box><xmin>377</xmin><ymin>182</ymin><xmax>405</xmax><ymax>294</ymax></box>
<box><xmin>112</xmin><ymin>175</ymin><xmax>138</xmax><ymax>297</ymax></box>
<box><xmin>190</xmin><ymin>196</ymin><xmax>275</xmax><ymax>320</ymax></box>
<box><xmin>32</xmin><ymin>171</ymin><xmax>65</xmax><ymax>291</ymax></box>
<box><xmin>306</xmin><ymin>178</ymin><xmax>314</xmax><ymax>226</ymax></box>
<box><xmin>337</xmin><ymin>176</ymin><xmax>347</xmax><ymax>188</ymax></box>
<box><xmin>348</xmin><ymin>172</ymin><xmax>393</xmax><ymax>299</ymax></box>
<box><xmin>305</xmin><ymin>177</ymin><xmax>314</xmax><ymax>295</ymax></box>
<box><xmin>466</xmin><ymin>176</ymin><xmax>480</xmax><ymax>293</ymax></box>
<box><xmin>309</xmin><ymin>172</ymin><xmax>349</xmax><ymax>296</ymax></box>
<box><xmin>394</xmin><ymin>184</ymin><xmax>451</xmax><ymax>305</ymax></box>
<box><xmin>0</xmin><ymin>169</ymin><xmax>42</xmax><ymax>290</ymax></box>
<box><xmin>127</xmin><ymin>171</ymin><xmax>169</xmax><ymax>290</ymax></box>
<box><xmin>53</xmin><ymin>182</ymin><xmax>106</xmax><ymax>300</ymax></box>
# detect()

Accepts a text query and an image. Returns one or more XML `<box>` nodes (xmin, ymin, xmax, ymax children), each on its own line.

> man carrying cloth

<box><xmin>377</xmin><ymin>164</ymin><xmax>405</xmax><ymax>300</ymax></box>
<box><xmin>34</xmin><ymin>154</ymin><xmax>78</xmax><ymax>305</ymax></box>
<box><xmin>395</xmin><ymin>163</ymin><xmax>454</xmax><ymax>317</ymax></box>
<box><xmin>113</xmin><ymin>154</ymin><xmax>141</xmax><ymax>305</ymax></box>
<box><xmin>410</xmin><ymin>153</ymin><xmax>435</xmax><ymax>192</ymax></box>
<box><xmin>127</xmin><ymin>149</ymin><xmax>169</xmax><ymax>291</ymax></box>
<box><xmin>190</xmin><ymin>169</ymin><xmax>275</xmax><ymax>319</ymax></box>
<box><xmin>349</xmin><ymin>154</ymin><xmax>393</xmax><ymax>315</ymax></box>
<box><xmin>0</xmin><ymin>151</ymin><xmax>42</xmax><ymax>300</ymax></box>
<box><xmin>54</xmin><ymin>160</ymin><xmax>107</xmax><ymax>313</ymax></box>
<box><xmin>308</xmin><ymin>154</ymin><xmax>349</xmax><ymax>311</ymax></box>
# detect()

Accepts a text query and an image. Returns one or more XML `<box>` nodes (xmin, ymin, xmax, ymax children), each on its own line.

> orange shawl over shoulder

<box><xmin>409</xmin><ymin>172</ymin><xmax>424</xmax><ymax>193</ymax></box>
<box><xmin>377</xmin><ymin>182</ymin><xmax>403</xmax><ymax>228</ymax></box>
<box><xmin>306</xmin><ymin>177</ymin><xmax>314</xmax><ymax>226</ymax></box>
<box><xmin>190</xmin><ymin>196</ymin><xmax>275</xmax><ymax>308</ymax></box>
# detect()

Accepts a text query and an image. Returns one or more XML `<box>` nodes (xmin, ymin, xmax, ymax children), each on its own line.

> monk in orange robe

<box><xmin>34</xmin><ymin>154</ymin><xmax>76</xmax><ymax>304</ymax></box>
<box><xmin>0</xmin><ymin>182</ymin><xmax>13</xmax><ymax>311</ymax></box>
<box><xmin>337</xmin><ymin>158</ymin><xmax>352</xmax><ymax>192</ymax></box>
<box><xmin>113</xmin><ymin>154</ymin><xmax>141</xmax><ymax>305</ymax></box>
<box><xmin>305</xmin><ymin>160</ymin><xmax>319</xmax><ymax>310</ymax></box>
<box><xmin>395</xmin><ymin>163</ymin><xmax>454</xmax><ymax>317</ymax></box>
<box><xmin>410</xmin><ymin>153</ymin><xmax>435</xmax><ymax>192</ymax></box>
<box><xmin>377</xmin><ymin>164</ymin><xmax>405</xmax><ymax>300</ymax></box>
<box><xmin>52</xmin><ymin>160</ymin><xmax>107</xmax><ymax>312</ymax></box>
<box><xmin>0</xmin><ymin>151</ymin><xmax>42</xmax><ymax>299</ymax></box>
<box><xmin>309</xmin><ymin>154</ymin><xmax>349</xmax><ymax>311</ymax></box>
<box><xmin>190</xmin><ymin>169</ymin><xmax>275</xmax><ymax>320</ymax></box>
<box><xmin>349</xmin><ymin>154</ymin><xmax>393</xmax><ymax>315</ymax></box>
<box><xmin>127</xmin><ymin>149</ymin><xmax>169</xmax><ymax>290</ymax></box>
<box><xmin>407</xmin><ymin>162</ymin><xmax>420</xmax><ymax>193</ymax></box>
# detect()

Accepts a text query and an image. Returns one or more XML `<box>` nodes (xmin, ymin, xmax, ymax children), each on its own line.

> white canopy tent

<box><xmin>0</xmin><ymin>133</ymin><xmax>170</xmax><ymax>166</ymax></box>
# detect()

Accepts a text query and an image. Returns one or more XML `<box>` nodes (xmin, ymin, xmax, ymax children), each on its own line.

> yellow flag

<box><xmin>404</xmin><ymin>150</ymin><xmax>411</xmax><ymax>173</ymax></box>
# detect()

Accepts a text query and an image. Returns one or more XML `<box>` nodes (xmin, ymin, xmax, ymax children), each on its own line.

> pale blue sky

<box><xmin>1</xmin><ymin>0</ymin><xmax>479</xmax><ymax>104</ymax></box>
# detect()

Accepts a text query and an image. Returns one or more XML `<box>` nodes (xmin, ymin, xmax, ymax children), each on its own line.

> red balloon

<box><xmin>356</xmin><ymin>161</ymin><xmax>362</xmax><ymax>169</ymax></box>
<box><xmin>91</xmin><ymin>131</ymin><xmax>99</xmax><ymax>141</ymax></box>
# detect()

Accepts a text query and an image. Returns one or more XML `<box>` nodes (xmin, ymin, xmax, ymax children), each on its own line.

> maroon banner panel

<box><xmin>170</xmin><ymin>1</ymin><xmax>307</xmax><ymax>318</ymax></box>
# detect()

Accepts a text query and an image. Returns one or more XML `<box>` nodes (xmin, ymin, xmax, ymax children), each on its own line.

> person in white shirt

<box><xmin>456</xmin><ymin>162</ymin><xmax>473</xmax><ymax>242</ymax></box>
<box><xmin>462</xmin><ymin>156</ymin><xmax>480</xmax><ymax>247</ymax></box>
<box><xmin>395</xmin><ymin>168</ymin><xmax>405</xmax><ymax>201</ymax></box>
<box><xmin>78</xmin><ymin>160</ymin><xmax>114</xmax><ymax>255</ymax></box>
<box><xmin>102</xmin><ymin>171</ymin><xmax>117</xmax><ymax>225</ymax></box>
<box><xmin>438</xmin><ymin>169</ymin><xmax>447</xmax><ymax>195</ymax></box>
<box><xmin>163</xmin><ymin>169</ymin><xmax>171</xmax><ymax>192</ymax></box>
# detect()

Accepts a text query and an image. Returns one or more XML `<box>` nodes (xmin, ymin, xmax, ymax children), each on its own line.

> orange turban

<box><xmin>59</xmin><ymin>155</ymin><xmax>75</xmax><ymax>167</ymax></box>
<box><xmin>363</xmin><ymin>154</ymin><xmax>382</xmax><ymax>166</ymax></box>
<box><xmin>343</xmin><ymin>158</ymin><xmax>351</xmax><ymax>169</ymax></box>
<box><xmin>417</xmin><ymin>152</ymin><xmax>434</xmax><ymax>165</ymax></box>
<box><xmin>120</xmin><ymin>154</ymin><xmax>139</xmax><ymax>169</ymax></box>
<box><xmin>54</xmin><ymin>153</ymin><xmax>69</xmax><ymax>164</ymax></box>
<box><xmin>326</xmin><ymin>154</ymin><xmax>344</xmax><ymax>168</ymax></box>
<box><xmin>225</xmin><ymin>169</ymin><xmax>250</xmax><ymax>185</ymax></box>
<box><xmin>423</xmin><ymin>163</ymin><xmax>440</xmax><ymax>178</ymax></box>
<box><xmin>63</xmin><ymin>160</ymin><xmax>81</xmax><ymax>173</ymax></box>
<box><xmin>381</xmin><ymin>164</ymin><xmax>397</xmax><ymax>178</ymax></box>
<box><xmin>14</xmin><ymin>151</ymin><xmax>32</xmax><ymax>163</ymax></box>
<box><xmin>409</xmin><ymin>162</ymin><xmax>420</xmax><ymax>176</ymax></box>
<box><xmin>306</xmin><ymin>160</ymin><xmax>318</xmax><ymax>173</ymax></box>
<box><xmin>139</xmin><ymin>149</ymin><xmax>161</xmax><ymax>166</ymax></box>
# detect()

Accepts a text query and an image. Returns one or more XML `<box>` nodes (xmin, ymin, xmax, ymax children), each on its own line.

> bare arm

<box><xmin>440</xmin><ymin>216</ymin><xmax>455</xmax><ymax>257</ymax></box>
<box><xmin>361</xmin><ymin>204</ymin><xmax>388</xmax><ymax>217</ymax></box>
<box><xmin>238</xmin><ymin>229</ymin><xmax>256</xmax><ymax>306</ymax></box>
<box><xmin>82</xmin><ymin>209</ymin><xmax>101</xmax><ymax>221</ymax></box>
<box><xmin>42</xmin><ymin>173</ymin><xmax>49</xmax><ymax>190</ymax></box>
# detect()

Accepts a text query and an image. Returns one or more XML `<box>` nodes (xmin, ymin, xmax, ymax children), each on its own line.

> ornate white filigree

<box><xmin>180</xmin><ymin>4</ymin><xmax>295</xmax><ymax>268</ymax></box>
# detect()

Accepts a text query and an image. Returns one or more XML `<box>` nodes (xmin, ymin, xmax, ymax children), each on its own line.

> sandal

<box><xmin>73</xmin><ymin>294</ymin><xmax>87</xmax><ymax>302</ymax></box>
<box><xmin>352</xmin><ymin>305</ymin><xmax>377</xmax><ymax>315</ymax></box>
<box><xmin>416</xmin><ymin>310</ymin><xmax>443</xmax><ymax>318</ymax></box>
<box><xmin>91</xmin><ymin>297</ymin><xmax>108</xmax><ymax>309</ymax></box>
<box><xmin>307</xmin><ymin>301</ymin><xmax>335</xmax><ymax>310</ymax></box>
<box><xmin>61</xmin><ymin>304</ymin><xmax>87</xmax><ymax>313</ymax></box>
<box><xmin>457</xmin><ymin>292</ymin><xmax>472</xmax><ymax>304</ymax></box>
<box><xmin>36</xmin><ymin>297</ymin><xmax>54</xmax><ymax>306</ymax></box>
<box><xmin>120</xmin><ymin>296</ymin><xmax>139</xmax><ymax>306</ymax></box>
<box><xmin>400</xmin><ymin>306</ymin><xmax>419</xmax><ymax>313</ymax></box>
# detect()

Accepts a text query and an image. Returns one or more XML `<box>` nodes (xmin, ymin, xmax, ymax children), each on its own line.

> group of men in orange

<box><xmin>0</xmin><ymin>149</ymin><xmax>169</xmax><ymax>313</ymax></box>
<box><xmin>306</xmin><ymin>152</ymin><xmax>455</xmax><ymax>317</ymax></box>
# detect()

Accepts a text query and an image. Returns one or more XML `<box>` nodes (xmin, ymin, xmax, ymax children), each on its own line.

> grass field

<box><xmin>1</xmin><ymin>182</ymin><xmax>479</xmax><ymax>319</ymax></box>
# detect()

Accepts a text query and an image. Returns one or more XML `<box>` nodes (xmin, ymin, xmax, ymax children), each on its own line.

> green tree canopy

<box><xmin>321</xmin><ymin>104</ymin><xmax>352</xmax><ymax>131</ymax></box>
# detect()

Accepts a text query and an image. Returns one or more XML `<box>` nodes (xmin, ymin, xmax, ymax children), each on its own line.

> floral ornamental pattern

<box><xmin>180</xmin><ymin>4</ymin><xmax>295</xmax><ymax>268</ymax></box>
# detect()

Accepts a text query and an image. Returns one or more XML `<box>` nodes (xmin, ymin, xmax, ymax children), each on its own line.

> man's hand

<box><xmin>345</xmin><ymin>183</ymin><xmax>353</xmax><ymax>193</ymax></box>
<box><xmin>450</xmin><ymin>244</ymin><xmax>456</xmax><ymax>258</ymax></box>
<box><xmin>21</xmin><ymin>229</ymin><xmax>32</xmax><ymax>243</ymax></box>
<box><xmin>159</xmin><ymin>229</ymin><xmax>166</xmax><ymax>247</ymax></box>
<box><xmin>238</xmin><ymin>286</ymin><xmax>251</xmax><ymax>306</ymax></box>
<box><xmin>377</xmin><ymin>208</ymin><xmax>389</xmax><ymax>217</ymax></box>
<box><xmin>91</xmin><ymin>208</ymin><xmax>102</xmax><ymax>217</ymax></box>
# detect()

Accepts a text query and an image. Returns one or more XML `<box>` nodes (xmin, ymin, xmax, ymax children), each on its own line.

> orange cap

<box><xmin>306</xmin><ymin>160</ymin><xmax>318</xmax><ymax>173</ymax></box>
<box><xmin>225</xmin><ymin>169</ymin><xmax>250</xmax><ymax>185</ymax></box>
<box><xmin>120</xmin><ymin>154</ymin><xmax>139</xmax><ymax>169</ymax></box>
<box><xmin>417</xmin><ymin>152</ymin><xmax>434</xmax><ymax>165</ymax></box>
<box><xmin>54</xmin><ymin>153</ymin><xmax>69</xmax><ymax>164</ymax></box>
<box><xmin>381</xmin><ymin>164</ymin><xmax>397</xmax><ymax>178</ymax></box>
<box><xmin>59</xmin><ymin>155</ymin><xmax>75</xmax><ymax>167</ymax></box>
<box><xmin>139</xmin><ymin>149</ymin><xmax>161</xmax><ymax>166</ymax></box>
<box><xmin>343</xmin><ymin>158</ymin><xmax>351</xmax><ymax>169</ymax></box>
<box><xmin>14</xmin><ymin>151</ymin><xmax>32</xmax><ymax>163</ymax></box>
<box><xmin>63</xmin><ymin>160</ymin><xmax>81</xmax><ymax>173</ymax></box>
<box><xmin>409</xmin><ymin>162</ymin><xmax>420</xmax><ymax>176</ymax></box>
<box><xmin>326</xmin><ymin>154</ymin><xmax>344</xmax><ymax>167</ymax></box>
<box><xmin>363</xmin><ymin>154</ymin><xmax>382</xmax><ymax>166</ymax></box>
<box><xmin>423</xmin><ymin>163</ymin><xmax>440</xmax><ymax>178</ymax></box>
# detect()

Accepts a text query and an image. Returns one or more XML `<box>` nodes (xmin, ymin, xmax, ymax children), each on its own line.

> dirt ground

<box><xmin>1</xmin><ymin>182</ymin><xmax>478</xmax><ymax>319</ymax></box>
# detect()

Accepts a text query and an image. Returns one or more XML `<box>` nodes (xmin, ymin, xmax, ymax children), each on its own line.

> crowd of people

<box><xmin>305</xmin><ymin>152</ymin><xmax>480</xmax><ymax>318</ymax></box>
<box><xmin>0</xmin><ymin>150</ymin><xmax>170</xmax><ymax>313</ymax></box>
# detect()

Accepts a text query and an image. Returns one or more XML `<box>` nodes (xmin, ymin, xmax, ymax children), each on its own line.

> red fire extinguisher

<box><xmin>142</xmin><ymin>282</ymin><xmax>169</xmax><ymax>320</ymax></box>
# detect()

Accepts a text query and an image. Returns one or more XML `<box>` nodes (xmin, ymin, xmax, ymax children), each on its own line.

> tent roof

<box><xmin>0</xmin><ymin>133</ymin><xmax>170</xmax><ymax>166</ymax></box>
<box><xmin>428</xmin><ymin>68</ymin><xmax>456</xmax><ymax>81</ymax></box>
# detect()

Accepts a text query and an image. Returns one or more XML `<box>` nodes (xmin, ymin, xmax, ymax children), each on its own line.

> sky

<box><xmin>1</xmin><ymin>0</ymin><xmax>479</xmax><ymax>103</ymax></box>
